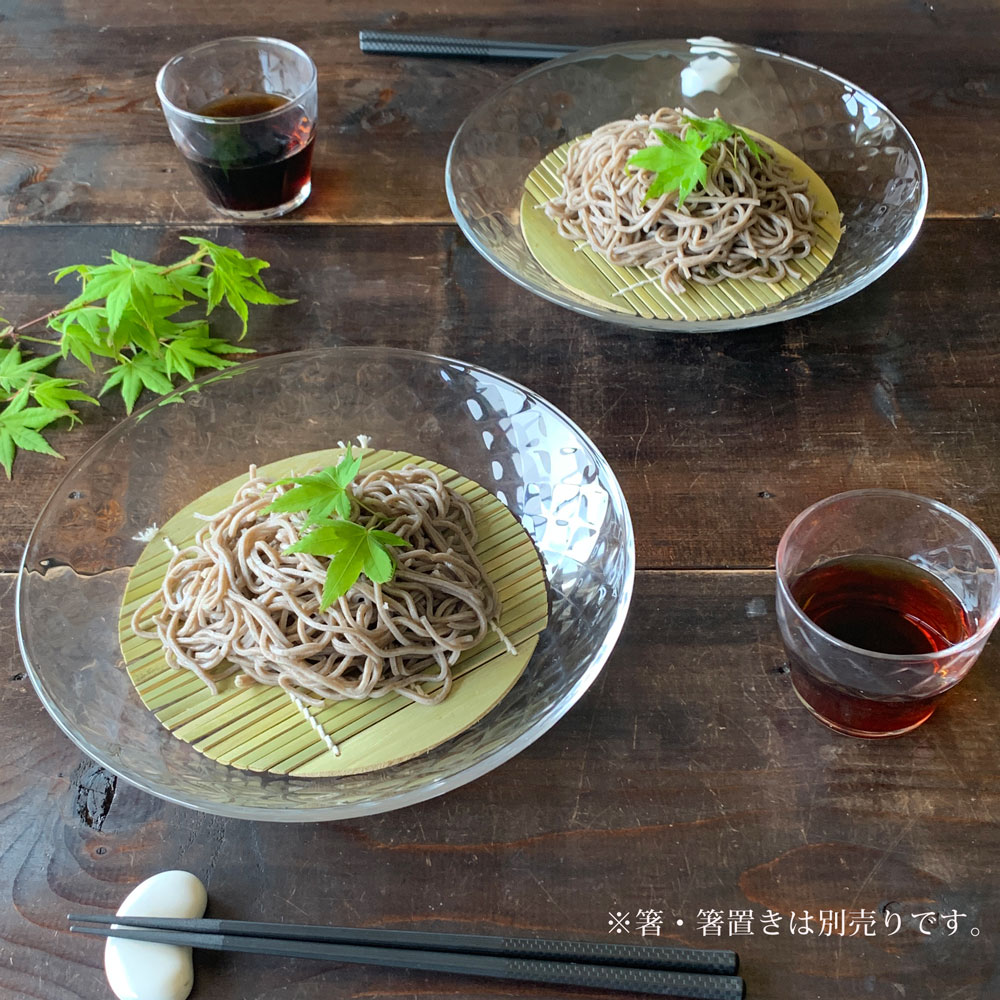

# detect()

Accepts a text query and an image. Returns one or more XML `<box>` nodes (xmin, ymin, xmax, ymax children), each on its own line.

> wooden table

<box><xmin>2</xmin><ymin>3</ymin><xmax>998</xmax><ymax>998</ymax></box>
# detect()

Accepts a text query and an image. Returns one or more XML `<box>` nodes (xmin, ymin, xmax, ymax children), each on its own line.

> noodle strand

<box><xmin>543</xmin><ymin>108</ymin><xmax>819</xmax><ymax>295</ymax></box>
<box><xmin>132</xmin><ymin>464</ymin><xmax>503</xmax><ymax>707</ymax></box>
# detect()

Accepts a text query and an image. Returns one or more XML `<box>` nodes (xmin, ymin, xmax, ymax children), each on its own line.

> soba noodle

<box><xmin>543</xmin><ymin>108</ymin><xmax>819</xmax><ymax>294</ymax></box>
<box><xmin>132</xmin><ymin>463</ymin><xmax>505</xmax><ymax>708</ymax></box>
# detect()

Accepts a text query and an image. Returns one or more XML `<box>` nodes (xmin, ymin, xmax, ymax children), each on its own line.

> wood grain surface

<box><xmin>2</xmin><ymin>1</ymin><xmax>1000</xmax><ymax>998</ymax></box>
<box><xmin>0</xmin><ymin>0</ymin><xmax>996</xmax><ymax>223</ymax></box>
<box><xmin>1</xmin><ymin>219</ymin><xmax>998</xmax><ymax>572</ymax></box>
<box><xmin>3</xmin><ymin>572</ymin><xmax>998</xmax><ymax>998</ymax></box>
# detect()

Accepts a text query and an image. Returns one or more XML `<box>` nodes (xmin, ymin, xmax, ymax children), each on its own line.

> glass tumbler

<box><xmin>156</xmin><ymin>36</ymin><xmax>317</xmax><ymax>219</ymax></box>
<box><xmin>775</xmin><ymin>490</ymin><xmax>1000</xmax><ymax>738</ymax></box>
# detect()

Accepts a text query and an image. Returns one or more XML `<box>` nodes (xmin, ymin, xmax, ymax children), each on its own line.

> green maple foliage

<box><xmin>271</xmin><ymin>448</ymin><xmax>411</xmax><ymax>608</ymax></box>
<box><xmin>627</xmin><ymin>114</ymin><xmax>770</xmax><ymax>207</ymax></box>
<box><xmin>0</xmin><ymin>237</ymin><xmax>293</xmax><ymax>478</ymax></box>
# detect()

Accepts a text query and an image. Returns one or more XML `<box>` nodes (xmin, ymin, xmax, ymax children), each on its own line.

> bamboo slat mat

<box><xmin>521</xmin><ymin>129</ymin><xmax>842</xmax><ymax>321</ymax></box>
<box><xmin>119</xmin><ymin>449</ymin><xmax>548</xmax><ymax>777</ymax></box>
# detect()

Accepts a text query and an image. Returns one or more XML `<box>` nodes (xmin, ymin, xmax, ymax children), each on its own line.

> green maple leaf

<box><xmin>112</xmin><ymin>309</ymin><xmax>163</xmax><ymax>357</ymax></box>
<box><xmin>0</xmin><ymin>349</ymin><xmax>97</xmax><ymax>428</ymax></box>
<box><xmin>110</xmin><ymin>252</ymin><xmax>184</xmax><ymax>333</ymax></box>
<box><xmin>628</xmin><ymin>114</ymin><xmax>771</xmax><ymax>207</ymax></box>
<box><xmin>59</xmin><ymin>253</ymin><xmax>186</xmax><ymax>336</ymax></box>
<box><xmin>58</xmin><ymin>320</ymin><xmax>117</xmax><ymax>369</ymax></box>
<box><xmin>285</xmin><ymin>518</ymin><xmax>410</xmax><ymax>609</ymax></box>
<box><xmin>0</xmin><ymin>346</ymin><xmax>59</xmax><ymax>392</ymax></box>
<box><xmin>0</xmin><ymin>389</ymin><xmax>66</xmax><ymax>478</ymax></box>
<box><xmin>683</xmin><ymin>114</ymin><xmax>768</xmax><ymax>164</ymax></box>
<box><xmin>60</xmin><ymin>260</ymin><xmax>135</xmax><ymax>333</ymax></box>
<box><xmin>681</xmin><ymin>115</ymin><xmax>736</xmax><ymax>147</ymax></box>
<box><xmin>29</xmin><ymin>377</ymin><xmax>97</xmax><ymax>425</ymax></box>
<box><xmin>51</xmin><ymin>263</ymin><xmax>92</xmax><ymax>284</ymax></box>
<box><xmin>628</xmin><ymin>128</ymin><xmax>710</xmax><ymax>207</ymax></box>
<box><xmin>266</xmin><ymin>447</ymin><xmax>364</xmax><ymax>526</ymax></box>
<box><xmin>366</xmin><ymin>529</ymin><xmax>411</xmax><ymax>580</ymax></box>
<box><xmin>179</xmin><ymin>237</ymin><xmax>295</xmax><ymax>337</ymax></box>
<box><xmin>49</xmin><ymin>306</ymin><xmax>106</xmax><ymax>369</ymax></box>
<box><xmin>167</xmin><ymin>262</ymin><xmax>210</xmax><ymax>302</ymax></box>
<box><xmin>162</xmin><ymin>329</ymin><xmax>252</xmax><ymax>382</ymax></box>
<box><xmin>99</xmin><ymin>353</ymin><xmax>175</xmax><ymax>413</ymax></box>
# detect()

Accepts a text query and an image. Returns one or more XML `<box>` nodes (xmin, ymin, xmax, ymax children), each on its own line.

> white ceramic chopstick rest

<box><xmin>104</xmin><ymin>870</ymin><xmax>208</xmax><ymax>1000</ymax></box>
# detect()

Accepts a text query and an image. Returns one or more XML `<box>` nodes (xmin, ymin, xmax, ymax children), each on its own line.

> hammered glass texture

<box><xmin>17</xmin><ymin>349</ymin><xmax>635</xmax><ymax>821</ymax></box>
<box><xmin>446</xmin><ymin>39</ymin><xmax>927</xmax><ymax>331</ymax></box>
<box><xmin>775</xmin><ymin>491</ymin><xmax>1000</xmax><ymax>701</ymax></box>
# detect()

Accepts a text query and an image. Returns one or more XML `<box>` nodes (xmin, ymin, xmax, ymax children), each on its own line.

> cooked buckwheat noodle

<box><xmin>132</xmin><ymin>463</ymin><xmax>506</xmax><ymax>708</ymax></box>
<box><xmin>543</xmin><ymin>107</ymin><xmax>819</xmax><ymax>294</ymax></box>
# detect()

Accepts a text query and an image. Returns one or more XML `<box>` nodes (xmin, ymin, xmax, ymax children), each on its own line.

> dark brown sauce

<box><xmin>791</xmin><ymin>554</ymin><xmax>969</xmax><ymax>655</ymax></box>
<box><xmin>788</xmin><ymin>555</ymin><xmax>972</xmax><ymax>735</ymax></box>
<box><xmin>182</xmin><ymin>92</ymin><xmax>314</xmax><ymax>212</ymax></box>
<box><xmin>197</xmin><ymin>93</ymin><xmax>290</xmax><ymax>117</ymax></box>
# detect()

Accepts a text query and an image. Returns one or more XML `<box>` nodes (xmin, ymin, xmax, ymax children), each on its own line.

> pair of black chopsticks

<box><xmin>69</xmin><ymin>915</ymin><xmax>745</xmax><ymax>999</ymax></box>
<box><xmin>359</xmin><ymin>30</ymin><xmax>578</xmax><ymax>61</ymax></box>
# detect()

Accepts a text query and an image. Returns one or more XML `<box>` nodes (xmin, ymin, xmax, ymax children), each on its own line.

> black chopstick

<box><xmin>70</xmin><ymin>916</ymin><xmax>745</xmax><ymax>1000</ymax></box>
<box><xmin>66</xmin><ymin>913</ymin><xmax>737</xmax><ymax>975</ymax></box>
<box><xmin>359</xmin><ymin>30</ymin><xmax>578</xmax><ymax>61</ymax></box>
<box><xmin>69</xmin><ymin>923</ymin><xmax>745</xmax><ymax>1000</ymax></box>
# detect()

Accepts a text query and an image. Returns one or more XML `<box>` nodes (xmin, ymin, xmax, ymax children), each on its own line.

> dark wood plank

<box><xmin>1</xmin><ymin>219</ymin><xmax>999</xmax><ymax>573</ymax></box>
<box><xmin>0</xmin><ymin>0</ymin><xmax>995</xmax><ymax>224</ymax></box>
<box><xmin>3</xmin><ymin>570</ymin><xmax>997</xmax><ymax>998</ymax></box>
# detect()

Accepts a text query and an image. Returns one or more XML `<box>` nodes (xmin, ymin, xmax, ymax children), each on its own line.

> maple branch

<box><xmin>2</xmin><ymin>308</ymin><xmax>64</xmax><ymax>339</ymax></box>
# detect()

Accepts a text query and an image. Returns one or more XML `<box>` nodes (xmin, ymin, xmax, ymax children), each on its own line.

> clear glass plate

<box><xmin>446</xmin><ymin>37</ymin><xmax>928</xmax><ymax>331</ymax></box>
<box><xmin>16</xmin><ymin>349</ymin><xmax>635</xmax><ymax>821</ymax></box>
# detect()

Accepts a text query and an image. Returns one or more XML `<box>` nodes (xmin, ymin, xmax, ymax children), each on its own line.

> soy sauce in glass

<box><xmin>184</xmin><ymin>92</ymin><xmax>315</xmax><ymax>213</ymax></box>
<box><xmin>788</xmin><ymin>554</ymin><xmax>972</xmax><ymax>735</ymax></box>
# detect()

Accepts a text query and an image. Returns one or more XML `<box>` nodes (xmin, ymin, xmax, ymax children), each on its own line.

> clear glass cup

<box><xmin>156</xmin><ymin>36</ymin><xmax>317</xmax><ymax>219</ymax></box>
<box><xmin>775</xmin><ymin>490</ymin><xmax>1000</xmax><ymax>738</ymax></box>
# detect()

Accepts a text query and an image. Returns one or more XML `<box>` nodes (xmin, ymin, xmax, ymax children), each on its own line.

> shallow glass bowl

<box><xmin>17</xmin><ymin>348</ymin><xmax>635</xmax><ymax>821</ymax></box>
<box><xmin>446</xmin><ymin>37</ymin><xmax>928</xmax><ymax>331</ymax></box>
